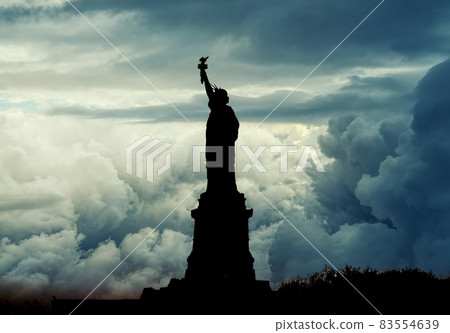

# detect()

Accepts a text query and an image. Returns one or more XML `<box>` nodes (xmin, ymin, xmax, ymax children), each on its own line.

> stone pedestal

<box><xmin>185</xmin><ymin>191</ymin><xmax>256</xmax><ymax>283</ymax></box>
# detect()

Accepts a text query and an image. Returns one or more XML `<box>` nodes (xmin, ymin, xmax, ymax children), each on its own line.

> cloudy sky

<box><xmin>1</xmin><ymin>0</ymin><xmax>450</xmax><ymax>304</ymax></box>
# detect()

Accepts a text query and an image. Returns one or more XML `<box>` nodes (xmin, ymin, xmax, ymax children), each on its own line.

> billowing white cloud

<box><xmin>0</xmin><ymin>110</ymin><xmax>138</xmax><ymax>245</ymax></box>
<box><xmin>0</xmin><ymin>108</ymin><xmax>327</xmax><ymax>303</ymax></box>
<box><xmin>0</xmin><ymin>227</ymin><xmax>192</xmax><ymax>303</ymax></box>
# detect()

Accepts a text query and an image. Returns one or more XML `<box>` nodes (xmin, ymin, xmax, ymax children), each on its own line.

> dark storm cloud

<box><xmin>70</xmin><ymin>0</ymin><xmax>450</xmax><ymax>67</ymax></box>
<box><xmin>308</xmin><ymin>115</ymin><xmax>405</xmax><ymax>233</ymax></box>
<box><xmin>45</xmin><ymin>72</ymin><xmax>415</xmax><ymax>124</ymax></box>
<box><xmin>265</xmin><ymin>77</ymin><xmax>413</xmax><ymax>124</ymax></box>
<box><xmin>2</xmin><ymin>0</ymin><xmax>448</xmax><ymax>117</ymax></box>
<box><xmin>4</xmin><ymin>0</ymin><xmax>448</xmax><ymax>75</ymax></box>
<box><xmin>268</xmin><ymin>58</ymin><xmax>450</xmax><ymax>283</ymax></box>
<box><xmin>357</xmin><ymin>58</ymin><xmax>450</xmax><ymax>273</ymax></box>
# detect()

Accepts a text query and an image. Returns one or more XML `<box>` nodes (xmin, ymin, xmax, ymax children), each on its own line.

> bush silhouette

<box><xmin>276</xmin><ymin>266</ymin><xmax>449</xmax><ymax>314</ymax></box>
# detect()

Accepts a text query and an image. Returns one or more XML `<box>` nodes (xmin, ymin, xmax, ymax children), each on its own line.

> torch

<box><xmin>198</xmin><ymin>56</ymin><xmax>209</xmax><ymax>84</ymax></box>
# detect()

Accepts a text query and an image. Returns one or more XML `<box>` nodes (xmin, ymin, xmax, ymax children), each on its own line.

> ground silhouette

<box><xmin>2</xmin><ymin>266</ymin><xmax>447</xmax><ymax>314</ymax></box>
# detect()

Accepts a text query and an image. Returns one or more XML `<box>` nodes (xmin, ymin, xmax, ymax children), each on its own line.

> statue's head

<box><xmin>213</xmin><ymin>86</ymin><xmax>229</xmax><ymax>105</ymax></box>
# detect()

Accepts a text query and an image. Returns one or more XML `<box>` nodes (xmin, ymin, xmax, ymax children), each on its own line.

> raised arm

<box><xmin>200</xmin><ymin>68</ymin><xmax>214</xmax><ymax>100</ymax></box>
<box><xmin>198</xmin><ymin>56</ymin><xmax>214</xmax><ymax>100</ymax></box>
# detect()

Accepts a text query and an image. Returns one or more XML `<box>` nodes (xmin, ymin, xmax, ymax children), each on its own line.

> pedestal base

<box><xmin>185</xmin><ymin>191</ymin><xmax>256</xmax><ymax>283</ymax></box>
